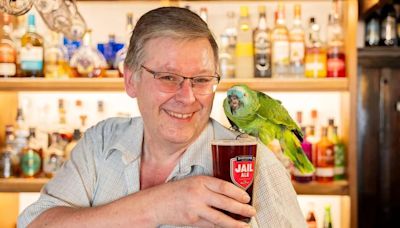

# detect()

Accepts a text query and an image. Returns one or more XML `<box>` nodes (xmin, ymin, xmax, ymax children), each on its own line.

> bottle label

<box><xmin>0</xmin><ymin>63</ymin><xmax>16</xmax><ymax>76</ymax></box>
<box><xmin>290</xmin><ymin>41</ymin><xmax>305</xmax><ymax>62</ymax></box>
<box><xmin>77</xmin><ymin>57</ymin><xmax>95</xmax><ymax>75</ymax></box>
<box><xmin>327</xmin><ymin>57</ymin><xmax>345</xmax><ymax>77</ymax></box>
<box><xmin>316</xmin><ymin>167</ymin><xmax>334</xmax><ymax>177</ymax></box>
<box><xmin>21</xmin><ymin>150</ymin><xmax>41</xmax><ymax>177</ymax></box>
<box><xmin>230</xmin><ymin>155</ymin><xmax>255</xmax><ymax>190</ymax></box>
<box><xmin>20</xmin><ymin>46</ymin><xmax>44</xmax><ymax>71</ymax></box>
<box><xmin>236</xmin><ymin>43</ymin><xmax>253</xmax><ymax>57</ymax></box>
<box><xmin>272</xmin><ymin>41</ymin><xmax>289</xmax><ymax>64</ymax></box>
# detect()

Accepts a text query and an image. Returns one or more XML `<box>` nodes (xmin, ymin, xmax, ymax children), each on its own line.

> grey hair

<box><xmin>124</xmin><ymin>7</ymin><xmax>219</xmax><ymax>79</ymax></box>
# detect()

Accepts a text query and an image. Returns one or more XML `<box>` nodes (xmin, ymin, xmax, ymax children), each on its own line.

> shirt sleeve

<box><xmin>17</xmin><ymin>128</ymin><xmax>98</xmax><ymax>228</ymax></box>
<box><xmin>253</xmin><ymin>143</ymin><xmax>307</xmax><ymax>228</ymax></box>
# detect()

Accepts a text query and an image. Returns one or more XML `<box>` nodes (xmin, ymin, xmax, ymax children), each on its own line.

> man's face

<box><xmin>125</xmin><ymin>37</ymin><xmax>216</xmax><ymax>146</ymax></box>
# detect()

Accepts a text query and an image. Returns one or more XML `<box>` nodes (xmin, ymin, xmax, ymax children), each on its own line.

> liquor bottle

<box><xmin>114</xmin><ymin>12</ymin><xmax>134</xmax><ymax>76</ymax></box>
<box><xmin>96</xmin><ymin>100</ymin><xmax>107</xmax><ymax>122</ymax></box>
<box><xmin>253</xmin><ymin>5</ymin><xmax>271</xmax><ymax>78</ymax></box>
<box><xmin>395</xmin><ymin>3</ymin><xmax>400</xmax><ymax>43</ymax></box>
<box><xmin>43</xmin><ymin>133</ymin><xmax>64</xmax><ymax>178</ymax></box>
<box><xmin>219</xmin><ymin>34</ymin><xmax>235</xmax><ymax>79</ymax></box>
<box><xmin>305</xmin><ymin>17</ymin><xmax>327</xmax><ymax>78</ymax></box>
<box><xmin>224</xmin><ymin>11</ymin><xmax>237</xmax><ymax>49</ymax></box>
<box><xmin>20</xmin><ymin>128</ymin><xmax>42</xmax><ymax>178</ymax></box>
<box><xmin>271</xmin><ymin>3</ymin><xmax>290</xmax><ymax>77</ymax></box>
<box><xmin>293</xmin><ymin>112</ymin><xmax>313</xmax><ymax>182</ymax></box>
<box><xmin>14</xmin><ymin>108</ymin><xmax>29</xmax><ymax>157</ymax></box>
<box><xmin>327</xmin><ymin>13</ymin><xmax>346</xmax><ymax>78</ymax></box>
<box><xmin>0</xmin><ymin>13</ymin><xmax>17</xmax><ymax>77</ymax></box>
<box><xmin>64</xmin><ymin>129</ymin><xmax>81</xmax><ymax>160</ymax></box>
<box><xmin>316</xmin><ymin>127</ymin><xmax>335</xmax><ymax>182</ymax></box>
<box><xmin>306</xmin><ymin>203</ymin><xmax>317</xmax><ymax>228</ymax></box>
<box><xmin>289</xmin><ymin>4</ymin><xmax>305</xmax><ymax>77</ymax></box>
<box><xmin>380</xmin><ymin>3</ymin><xmax>397</xmax><ymax>46</ymax></box>
<box><xmin>332</xmin><ymin>126</ymin><xmax>346</xmax><ymax>180</ymax></box>
<box><xmin>11</xmin><ymin>15</ymin><xmax>26</xmax><ymax>77</ymax></box>
<box><xmin>44</xmin><ymin>32</ymin><xmax>70</xmax><ymax>78</ymax></box>
<box><xmin>323</xmin><ymin>204</ymin><xmax>333</xmax><ymax>228</ymax></box>
<box><xmin>20</xmin><ymin>14</ymin><xmax>44</xmax><ymax>77</ymax></box>
<box><xmin>235</xmin><ymin>6</ymin><xmax>254</xmax><ymax>78</ymax></box>
<box><xmin>98</xmin><ymin>34</ymin><xmax>124</xmax><ymax>70</ymax></box>
<box><xmin>0</xmin><ymin>125</ymin><xmax>18</xmax><ymax>178</ymax></box>
<box><xmin>365</xmin><ymin>10</ymin><xmax>380</xmax><ymax>46</ymax></box>
<box><xmin>199</xmin><ymin>7</ymin><xmax>208</xmax><ymax>23</ymax></box>
<box><xmin>70</xmin><ymin>29</ymin><xmax>107</xmax><ymax>78</ymax></box>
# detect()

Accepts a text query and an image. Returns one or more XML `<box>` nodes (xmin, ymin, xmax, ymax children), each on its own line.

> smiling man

<box><xmin>18</xmin><ymin>7</ymin><xmax>305</xmax><ymax>228</ymax></box>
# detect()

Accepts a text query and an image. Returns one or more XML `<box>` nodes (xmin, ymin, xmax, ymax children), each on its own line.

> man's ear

<box><xmin>124</xmin><ymin>66</ymin><xmax>137</xmax><ymax>98</ymax></box>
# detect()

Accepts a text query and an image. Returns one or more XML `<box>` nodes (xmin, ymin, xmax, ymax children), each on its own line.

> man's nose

<box><xmin>175</xmin><ymin>79</ymin><xmax>196</xmax><ymax>104</ymax></box>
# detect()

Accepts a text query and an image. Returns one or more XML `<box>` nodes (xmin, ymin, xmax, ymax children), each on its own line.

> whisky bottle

<box><xmin>316</xmin><ymin>127</ymin><xmax>335</xmax><ymax>182</ymax></box>
<box><xmin>0</xmin><ymin>13</ymin><xmax>17</xmax><ymax>77</ymax></box>
<box><xmin>235</xmin><ymin>6</ymin><xmax>254</xmax><ymax>78</ymax></box>
<box><xmin>44</xmin><ymin>32</ymin><xmax>70</xmax><ymax>78</ymax></box>
<box><xmin>327</xmin><ymin>13</ymin><xmax>346</xmax><ymax>78</ymax></box>
<box><xmin>306</xmin><ymin>203</ymin><xmax>317</xmax><ymax>228</ymax></box>
<box><xmin>271</xmin><ymin>3</ymin><xmax>290</xmax><ymax>77</ymax></box>
<box><xmin>43</xmin><ymin>133</ymin><xmax>64</xmax><ymax>178</ymax></box>
<box><xmin>20</xmin><ymin>14</ymin><xmax>44</xmax><ymax>77</ymax></box>
<box><xmin>253</xmin><ymin>5</ymin><xmax>271</xmax><ymax>78</ymax></box>
<box><xmin>114</xmin><ymin>12</ymin><xmax>134</xmax><ymax>76</ymax></box>
<box><xmin>64</xmin><ymin>129</ymin><xmax>81</xmax><ymax>160</ymax></box>
<box><xmin>70</xmin><ymin>29</ymin><xmax>107</xmax><ymax>78</ymax></box>
<box><xmin>20</xmin><ymin>128</ymin><xmax>42</xmax><ymax>178</ymax></box>
<box><xmin>305</xmin><ymin>17</ymin><xmax>327</xmax><ymax>78</ymax></box>
<box><xmin>289</xmin><ymin>4</ymin><xmax>305</xmax><ymax>77</ymax></box>
<box><xmin>0</xmin><ymin>125</ymin><xmax>18</xmax><ymax>178</ymax></box>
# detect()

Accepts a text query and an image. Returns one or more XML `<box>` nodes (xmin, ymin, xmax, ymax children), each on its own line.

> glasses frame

<box><xmin>140</xmin><ymin>65</ymin><xmax>221</xmax><ymax>94</ymax></box>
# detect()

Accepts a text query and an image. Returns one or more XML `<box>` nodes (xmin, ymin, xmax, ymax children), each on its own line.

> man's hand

<box><xmin>144</xmin><ymin>175</ymin><xmax>256</xmax><ymax>227</ymax></box>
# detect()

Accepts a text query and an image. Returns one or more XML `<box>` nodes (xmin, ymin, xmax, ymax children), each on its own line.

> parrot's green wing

<box><xmin>256</xmin><ymin>91</ymin><xmax>303</xmax><ymax>140</ymax></box>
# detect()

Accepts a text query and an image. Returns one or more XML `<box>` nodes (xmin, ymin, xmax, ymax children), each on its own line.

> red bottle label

<box><xmin>230</xmin><ymin>156</ymin><xmax>255</xmax><ymax>190</ymax></box>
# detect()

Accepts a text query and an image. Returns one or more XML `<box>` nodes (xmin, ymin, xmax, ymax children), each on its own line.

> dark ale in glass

<box><xmin>211</xmin><ymin>139</ymin><xmax>257</xmax><ymax>223</ymax></box>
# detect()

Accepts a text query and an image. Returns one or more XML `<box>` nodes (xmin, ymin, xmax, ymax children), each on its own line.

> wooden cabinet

<box><xmin>357</xmin><ymin>48</ymin><xmax>400</xmax><ymax>228</ymax></box>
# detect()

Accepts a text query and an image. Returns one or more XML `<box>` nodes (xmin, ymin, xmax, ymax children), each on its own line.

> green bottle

<box><xmin>332</xmin><ymin>126</ymin><xmax>345</xmax><ymax>180</ymax></box>
<box><xmin>323</xmin><ymin>204</ymin><xmax>333</xmax><ymax>228</ymax></box>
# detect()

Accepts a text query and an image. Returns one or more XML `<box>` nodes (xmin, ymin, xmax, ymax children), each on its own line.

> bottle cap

<box><xmin>28</xmin><ymin>14</ymin><xmax>35</xmax><ymax>26</ymax></box>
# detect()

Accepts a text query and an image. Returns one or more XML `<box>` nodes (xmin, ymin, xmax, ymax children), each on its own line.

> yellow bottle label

<box><xmin>305</xmin><ymin>52</ymin><xmax>327</xmax><ymax>78</ymax></box>
<box><xmin>236</xmin><ymin>43</ymin><xmax>253</xmax><ymax>57</ymax></box>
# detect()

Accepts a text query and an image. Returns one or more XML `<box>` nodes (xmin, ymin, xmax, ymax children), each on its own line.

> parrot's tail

<box><xmin>280</xmin><ymin>130</ymin><xmax>315</xmax><ymax>174</ymax></box>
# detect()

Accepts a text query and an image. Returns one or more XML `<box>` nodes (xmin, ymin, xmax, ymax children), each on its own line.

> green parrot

<box><xmin>223</xmin><ymin>84</ymin><xmax>315</xmax><ymax>174</ymax></box>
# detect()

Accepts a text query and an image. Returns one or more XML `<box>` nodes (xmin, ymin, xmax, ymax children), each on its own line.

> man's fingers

<box><xmin>206</xmin><ymin>191</ymin><xmax>256</xmax><ymax>218</ymax></box>
<box><xmin>204</xmin><ymin>177</ymin><xmax>251</xmax><ymax>204</ymax></box>
<box><xmin>199</xmin><ymin>206</ymin><xmax>250</xmax><ymax>228</ymax></box>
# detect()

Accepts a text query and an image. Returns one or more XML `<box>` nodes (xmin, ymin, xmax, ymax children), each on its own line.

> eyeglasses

<box><xmin>141</xmin><ymin>65</ymin><xmax>220</xmax><ymax>95</ymax></box>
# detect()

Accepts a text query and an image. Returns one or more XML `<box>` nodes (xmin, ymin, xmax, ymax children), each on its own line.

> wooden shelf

<box><xmin>0</xmin><ymin>178</ymin><xmax>48</xmax><ymax>193</ymax></box>
<box><xmin>0</xmin><ymin>78</ymin><xmax>348</xmax><ymax>92</ymax></box>
<box><xmin>0</xmin><ymin>178</ymin><xmax>349</xmax><ymax>195</ymax></box>
<box><xmin>292</xmin><ymin>180</ymin><xmax>349</xmax><ymax>196</ymax></box>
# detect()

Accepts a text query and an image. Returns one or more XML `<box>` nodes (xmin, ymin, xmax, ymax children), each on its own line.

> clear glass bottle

<box><xmin>199</xmin><ymin>7</ymin><xmax>208</xmax><ymax>23</ymax></box>
<box><xmin>114</xmin><ymin>12</ymin><xmax>134</xmax><ymax>77</ymax></box>
<box><xmin>235</xmin><ymin>6</ymin><xmax>254</xmax><ymax>78</ymax></box>
<box><xmin>327</xmin><ymin>13</ymin><xmax>346</xmax><ymax>78</ymax></box>
<box><xmin>365</xmin><ymin>10</ymin><xmax>380</xmax><ymax>47</ymax></box>
<box><xmin>305</xmin><ymin>17</ymin><xmax>327</xmax><ymax>78</ymax></box>
<box><xmin>316</xmin><ymin>127</ymin><xmax>335</xmax><ymax>182</ymax></box>
<box><xmin>380</xmin><ymin>3</ymin><xmax>397</xmax><ymax>46</ymax></box>
<box><xmin>44</xmin><ymin>32</ymin><xmax>70</xmax><ymax>78</ymax></box>
<box><xmin>253</xmin><ymin>5</ymin><xmax>271</xmax><ymax>78</ymax></box>
<box><xmin>20</xmin><ymin>14</ymin><xmax>44</xmax><ymax>77</ymax></box>
<box><xmin>70</xmin><ymin>29</ymin><xmax>107</xmax><ymax>78</ymax></box>
<box><xmin>271</xmin><ymin>3</ymin><xmax>290</xmax><ymax>77</ymax></box>
<box><xmin>219</xmin><ymin>34</ymin><xmax>235</xmax><ymax>79</ymax></box>
<box><xmin>0</xmin><ymin>125</ymin><xmax>18</xmax><ymax>178</ymax></box>
<box><xmin>289</xmin><ymin>4</ymin><xmax>305</xmax><ymax>77</ymax></box>
<box><xmin>0</xmin><ymin>13</ymin><xmax>17</xmax><ymax>77</ymax></box>
<box><xmin>64</xmin><ymin>129</ymin><xmax>81</xmax><ymax>160</ymax></box>
<box><xmin>43</xmin><ymin>132</ymin><xmax>64</xmax><ymax>178</ymax></box>
<box><xmin>11</xmin><ymin>15</ymin><xmax>27</xmax><ymax>77</ymax></box>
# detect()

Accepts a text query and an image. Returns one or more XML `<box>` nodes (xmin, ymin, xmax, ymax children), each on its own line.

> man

<box><xmin>18</xmin><ymin>7</ymin><xmax>306</xmax><ymax>228</ymax></box>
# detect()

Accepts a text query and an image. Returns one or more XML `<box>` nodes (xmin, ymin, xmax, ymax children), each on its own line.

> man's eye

<box><xmin>159</xmin><ymin>75</ymin><xmax>179</xmax><ymax>82</ymax></box>
<box><xmin>194</xmin><ymin>77</ymin><xmax>212</xmax><ymax>84</ymax></box>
